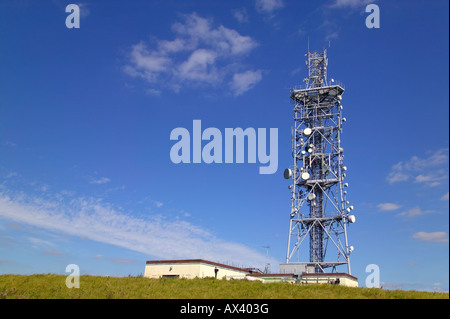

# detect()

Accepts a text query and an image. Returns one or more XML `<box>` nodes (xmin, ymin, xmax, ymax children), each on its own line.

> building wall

<box><xmin>301</xmin><ymin>275</ymin><xmax>358</xmax><ymax>287</ymax></box>
<box><xmin>144</xmin><ymin>262</ymin><xmax>248</xmax><ymax>280</ymax></box>
<box><xmin>339</xmin><ymin>277</ymin><xmax>358</xmax><ymax>288</ymax></box>
<box><xmin>144</xmin><ymin>260</ymin><xmax>358</xmax><ymax>287</ymax></box>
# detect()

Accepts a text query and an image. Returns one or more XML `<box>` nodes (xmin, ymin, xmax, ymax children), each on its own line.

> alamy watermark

<box><xmin>365</xmin><ymin>264</ymin><xmax>381</xmax><ymax>288</ymax></box>
<box><xmin>65</xmin><ymin>264</ymin><xmax>80</xmax><ymax>288</ymax></box>
<box><xmin>365</xmin><ymin>4</ymin><xmax>380</xmax><ymax>29</ymax></box>
<box><xmin>65</xmin><ymin>4</ymin><xmax>380</xmax><ymax>30</ymax></box>
<box><xmin>169</xmin><ymin>120</ymin><xmax>278</xmax><ymax>174</ymax></box>
<box><xmin>65</xmin><ymin>4</ymin><xmax>80</xmax><ymax>29</ymax></box>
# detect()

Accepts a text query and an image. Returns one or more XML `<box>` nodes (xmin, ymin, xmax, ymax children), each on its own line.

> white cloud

<box><xmin>233</xmin><ymin>8</ymin><xmax>249</xmax><ymax>23</ymax></box>
<box><xmin>413</xmin><ymin>232</ymin><xmax>449</xmax><ymax>243</ymax></box>
<box><xmin>124</xmin><ymin>13</ymin><xmax>260</xmax><ymax>95</ymax></box>
<box><xmin>256</xmin><ymin>0</ymin><xmax>284</xmax><ymax>14</ymax></box>
<box><xmin>230</xmin><ymin>70</ymin><xmax>263</xmax><ymax>96</ymax></box>
<box><xmin>441</xmin><ymin>192</ymin><xmax>449</xmax><ymax>201</ymax></box>
<box><xmin>0</xmin><ymin>190</ymin><xmax>271</xmax><ymax>268</ymax></box>
<box><xmin>329</xmin><ymin>0</ymin><xmax>373</xmax><ymax>9</ymax></box>
<box><xmin>320</xmin><ymin>0</ymin><xmax>377</xmax><ymax>42</ymax></box>
<box><xmin>5</xmin><ymin>172</ymin><xmax>17</xmax><ymax>179</ymax></box>
<box><xmin>124</xmin><ymin>42</ymin><xmax>171</xmax><ymax>83</ymax></box>
<box><xmin>90</xmin><ymin>177</ymin><xmax>111</xmax><ymax>185</ymax></box>
<box><xmin>415</xmin><ymin>174</ymin><xmax>435</xmax><ymax>183</ymax></box>
<box><xmin>77</xmin><ymin>3</ymin><xmax>90</xmax><ymax>19</ymax></box>
<box><xmin>28</xmin><ymin>237</ymin><xmax>55</xmax><ymax>248</ymax></box>
<box><xmin>377</xmin><ymin>203</ymin><xmax>401</xmax><ymax>211</ymax></box>
<box><xmin>386</xmin><ymin>171</ymin><xmax>410</xmax><ymax>184</ymax></box>
<box><xmin>414</xmin><ymin>174</ymin><xmax>447</xmax><ymax>187</ymax></box>
<box><xmin>145</xmin><ymin>88</ymin><xmax>162</xmax><ymax>96</ymax></box>
<box><xmin>112</xmin><ymin>258</ymin><xmax>135</xmax><ymax>264</ymax></box>
<box><xmin>404</xmin><ymin>149</ymin><xmax>449</xmax><ymax>171</ymax></box>
<box><xmin>43</xmin><ymin>249</ymin><xmax>65</xmax><ymax>255</ymax></box>
<box><xmin>397</xmin><ymin>207</ymin><xmax>433</xmax><ymax>218</ymax></box>
<box><xmin>386</xmin><ymin>149</ymin><xmax>449</xmax><ymax>187</ymax></box>
<box><xmin>178</xmin><ymin>49</ymin><xmax>218</xmax><ymax>82</ymax></box>
<box><xmin>157</xmin><ymin>38</ymin><xmax>187</xmax><ymax>54</ymax></box>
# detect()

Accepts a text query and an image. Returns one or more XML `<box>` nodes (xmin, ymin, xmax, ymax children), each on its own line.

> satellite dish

<box><xmin>348</xmin><ymin>215</ymin><xmax>356</xmax><ymax>223</ymax></box>
<box><xmin>291</xmin><ymin>208</ymin><xmax>297</xmax><ymax>218</ymax></box>
<box><xmin>344</xmin><ymin>183</ymin><xmax>349</xmax><ymax>187</ymax></box>
<box><xmin>338</xmin><ymin>95</ymin><xmax>342</xmax><ymax>100</ymax></box>
<box><xmin>301</xmin><ymin>172</ymin><xmax>310</xmax><ymax>180</ymax></box>
<box><xmin>307</xmin><ymin>193</ymin><xmax>316</xmax><ymax>201</ymax></box>
<box><xmin>303</xmin><ymin>128</ymin><xmax>312</xmax><ymax>136</ymax></box>
<box><xmin>283</xmin><ymin>168</ymin><xmax>293</xmax><ymax>179</ymax></box>
<box><xmin>349</xmin><ymin>246</ymin><xmax>354</xmax><ymax>252</ymax></box>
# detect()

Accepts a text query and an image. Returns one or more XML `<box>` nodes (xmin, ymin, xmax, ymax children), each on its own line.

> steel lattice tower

<box><xmin>283</xmin><ymin>49</ymin><xmax>355</xmax><ymax>274</ymax></box>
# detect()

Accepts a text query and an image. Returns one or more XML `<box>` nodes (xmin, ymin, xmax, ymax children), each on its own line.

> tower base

<box><xmin>279</xmin><ymin>263</ymin><xmax>358</xmax><ymax>287</ymax></box>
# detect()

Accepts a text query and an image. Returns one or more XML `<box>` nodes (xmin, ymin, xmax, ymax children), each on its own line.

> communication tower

<box><xmin>283</xmin><ymin>49</ymin><xmax>355</xmax><ymax>275</ymax></box>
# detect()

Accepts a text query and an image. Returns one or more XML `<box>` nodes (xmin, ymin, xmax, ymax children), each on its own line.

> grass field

<box><xmin>0</xmin><ymin>274</ymin><xmax>448</xmax><ymax>299</ymax></box>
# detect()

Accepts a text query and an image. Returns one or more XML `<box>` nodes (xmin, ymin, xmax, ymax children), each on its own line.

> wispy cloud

<box><xmin>77</xmin><ymin>3</ymin><xmax>90</xmax><ymax>19</ymax></box>
<box><xmin>4</xmin><ymin>171</ymin><xmax>17</xmax><ymax>179</ymax></box>
<box><xmin>397</xmin><ymin>206</ymin><xmax>434</xmax><ymax>218</ymax></box>
<box><xmin>377</xmin><ymin>203</ymin><xmax>401</xmax><ymax>211</ymax></box>
<box><xmin>111</xmin><ymin>258</ymin><xmax>135</xmax><ymax>264</ymax></box>
<box><xmin>0</xmin><ymin>189</ymin><xmax>271</xmax><ymax>268</ymax></box>
<box><xmin>124</xmin><ymin>13</ymin><xmax>261</xmax><ymax>96</ymax></box>
<box><xmin>441</xmin><ymin>192</ymin><xmax>449</xmax><ymax>201</ymax></box>
<box><xmin>233</xmin><ymin>7</ymin><xmax>249</xmax><ymax>23</ymax></box>
<box><xmin>328</xmin><ymin>0</ymin><xmax>373</xmax><ymax>9</ymax></box>
<box><xmin>230</xmin><ymin>70</ymin><xmax>263</xmax><ymax>96</ymax></box>
<box><xmin>321</xmin><ymin>0</ymin><xmax>376</xmax><ymax>42</ymax></box>
<box><xmin>386</xmin><ymin>149</ymin><xmax>449</xmax><ymax>187</ymax></box>
<box><xmin>255</xmin><ymin>0</ymin><xmax>284</xmax><ymax>14</ymax></box>
<box><xmin>90</xmin><ymin>177</ymin><xmax>111</xmax><ymax>185</ymax></box>
<box><xmin>43</xmin><ymin>249</ymin><xmax>65</xmax><ymax>255</ymax></box>
<box><xmin>4</xmin><ymin>141</ymin><xmax>17</xmax><ymax>147</ymax></box>
<box><xmin>413</xmin><ymin>232</ymin><xmax>449</xmax><ymax>243</ymax></box>
<box><xmin>28</xmin><ymin>237</ymin><xmax>55</xmax><ymax>248</ymax></box>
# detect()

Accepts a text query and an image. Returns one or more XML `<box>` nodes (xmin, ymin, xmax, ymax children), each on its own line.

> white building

<box><xmin>144</xmin><ymin>259</ymin><xmax>251</xmax><ymax>280</ymax></box>
<box><xmin>144</xmin><ymin>259</ymin><xmax>358</xmax><ymax>287</ymax></box>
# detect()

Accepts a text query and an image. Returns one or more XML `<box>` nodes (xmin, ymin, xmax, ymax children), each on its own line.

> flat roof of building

<box><xmin>146</xmin><ymin>259</ymin><xmax>252</xmax><ymax>273</ymax></box>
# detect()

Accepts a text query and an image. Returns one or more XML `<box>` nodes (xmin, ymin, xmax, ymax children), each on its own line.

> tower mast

<box><xmin>284</xmin><ymin>49</ymin><xmax>355</xmax><ymax>274</ymax></box>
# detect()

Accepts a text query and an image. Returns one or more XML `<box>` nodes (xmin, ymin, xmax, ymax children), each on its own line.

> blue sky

<box><xmin>0</xmin><ymin>0</ymin><xmax>448</xmax><ymax>292</ymax></box>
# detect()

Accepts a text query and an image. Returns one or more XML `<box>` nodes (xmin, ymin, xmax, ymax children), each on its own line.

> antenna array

<box><xmin>284</xmin><ymin>49</ymin><xmax>355</xmax><ymax>274</ymax></box>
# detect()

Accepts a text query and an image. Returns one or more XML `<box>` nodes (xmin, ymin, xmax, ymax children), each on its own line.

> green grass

<box><xmin>0</xmin><ymin>274</ymin><xmax>447</xmax><ymax>299</ymax></box>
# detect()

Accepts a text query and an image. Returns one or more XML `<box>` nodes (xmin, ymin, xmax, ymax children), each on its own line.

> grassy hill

<box><xmin>0</xmin><ymin>274</ymin><xmax>448</xmax><ymax>299</ymax></box>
